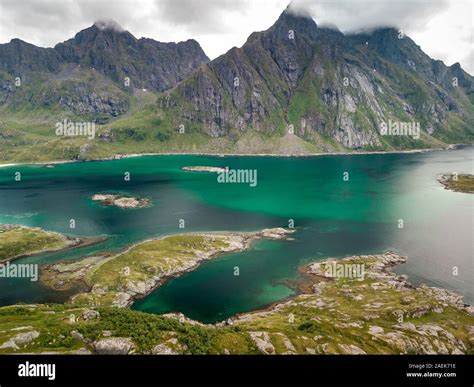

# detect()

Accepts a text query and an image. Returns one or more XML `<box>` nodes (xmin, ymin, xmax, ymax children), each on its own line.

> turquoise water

<box><xmin>0</xmin><ymin>148</ymin><xmax>472</xmax><ymax>323</ymax></box>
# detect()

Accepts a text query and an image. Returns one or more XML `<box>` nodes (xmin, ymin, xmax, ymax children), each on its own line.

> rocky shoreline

<box><xmin>92</xmin><ymin>194</ymin><xmax>151</xmax><ymax>209</ymax></box>
<box><xmin>182</xmin><ymin>166</ymin><xmax>228</xmax><ymax>173</ymax></box>
<box><xmin>41</xmin><ymin>228</ymin><xmax>296</xmax><ymax>308</ymax></box>
<box><xmin>78</xmin><ymin>251</ymin><xmax>474</xmax><ymax>355</ymax></box>
<box><xmin>2</xmin><ymin>145</ymin><xmax>469</xmax><ymax>169</ymax></box>
<box><xmin>437</xmin><ymin>173</ymin><xmax>474</xmax><ymax>193</ymax></box>
<box><xmin>1</xmin><ymin>250</ymin><xmax>473</xmax><ymax>354</ymax></box>
<box><xmin>0</xmin><ymin>225</ymin><xmax>105</xmax><ymax>264</ymax></box>
<box><xmin>224</xmin><ymin>252</ymin><xmax>473</xmax><ymax>354</ymax></box>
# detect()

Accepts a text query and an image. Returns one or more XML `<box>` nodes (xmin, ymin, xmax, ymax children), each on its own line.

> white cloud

<box><xmin>409</xmin><ymin>0</ymin><xmax>473</xmax><ymax>73</ymax></box>
<box><xmin>289</xmin><ymin>0</ymin><xmax>450</xmax><ymax>33</ymax></box>
<box><xmin>289</xmin><ymin>0</ymin><xmax>473</xmax><ymax>73</ymax></box>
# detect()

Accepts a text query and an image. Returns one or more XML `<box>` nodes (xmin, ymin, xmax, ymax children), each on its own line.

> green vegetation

<box><xmin>87</xmin><ymin>235</ymin><xmax>229</xmax><ymax>290</ymax></box>
<box><xmin>0</xmin><ymin>12</ymin><xmax>473</xmax><ymax>164</ymax></box>
<box><xmin>439</xmin><ymin>173</ymin><xmax>474</xmax><ymax>193</ymax></box>
<box><xmin>40</xmin><ymin>229</ymin><xmax>295</xmax><ymax>305</ymax></box>
<box><xmin>224</xmin><ymin>253</ymin><xmax>474</xmax><ymax>355</ymax></box>
<box><xmin>0</xmin><ymin>304</ymin><xmax>259</xmax><ymax>354</ymax></box>
<box><xmin>0</xmin><ymin>225</ymin><xmax>73</xmax><ymax>262</ymax></box>
<box><xmin>40</xmin><ymin>233</ymin><xmax>247</xmax><ymax>307</ymax></box>
<box><xmin>3</xmin><ymin>253</ymin><xmax>473</xmax><ymax>354</ymax></box>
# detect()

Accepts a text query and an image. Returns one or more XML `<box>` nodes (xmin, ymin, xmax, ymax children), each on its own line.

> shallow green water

<box><xmin>0</xmin><ymin>148</ymin><xmax>472</xmax><ymax>322</ymax></box>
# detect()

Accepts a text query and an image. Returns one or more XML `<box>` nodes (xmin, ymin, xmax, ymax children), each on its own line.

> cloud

<box><xmin>0</xmin><ymin>0</ymin><xmax>289</xmax><ymax>59</ymax></box>
<box><xmin>94</xmin><ymin>19</ymin><xmax>125</xmax><ymax>32</ymax></box>
<box><xmin>461</xmin><ymin>49</ymin><xmax>474</xmax><ymax>74</ymax></box>
<box><xmin>289</xmin><ymin>0</ymin><xmax>449</xmax><ymax>33</ymax></box>
<box><xmin>157</xmin><ymin>0</ymin><xmax>250</xmax><ymax>34</ymax></box>
<box><xmin>287</xmin><ymin>0</ymin><xmax>473</xmax><ymax>74</ymax></box>
<box><xmin>0</xmin><ymin>0</ymin><xmax>147</xmax><ymax>46</ymax></box>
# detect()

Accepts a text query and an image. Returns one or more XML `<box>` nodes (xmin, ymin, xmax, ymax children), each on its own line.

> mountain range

<box><xmin>0</xmin><ymin>8</ymin><xmax>472</xmax><ymax>162</ymax></box>
<box><xmin>0</xmin><ymin>21</ymin><xmax>208</xmax><ymax>121</ymax></box>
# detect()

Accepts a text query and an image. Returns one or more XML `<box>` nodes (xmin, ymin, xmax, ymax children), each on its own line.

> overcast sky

<box><xmin>0</xmin><ymin>0</ymin><xmax>472</xmax><ymax>73</ymax></box>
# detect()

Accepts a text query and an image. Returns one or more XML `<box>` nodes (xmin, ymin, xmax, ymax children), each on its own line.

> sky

<box><xmin>0</xmin><ymin>0</ymin><xmax>472</xmax><ymax>74</ymax></box>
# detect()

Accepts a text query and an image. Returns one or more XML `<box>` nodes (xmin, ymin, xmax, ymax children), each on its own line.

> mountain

<box><xmin>54</xmin><ymin>22</ymin><xmax>209</xmax><ymax>92</ymax></box>
<box><xmin>156</xmin><ymin>8</ymin><xmax>473</xmax><ymax>151</ymax></box>
<box><xmin>0</xmin><ymin>21</ymin><xmax>209</xmax><ymax>121</ymax></box>
<box><xmin>0</xmin><ymin>9</ymin><xmax>472</xmax><ymax>162</ymax></box>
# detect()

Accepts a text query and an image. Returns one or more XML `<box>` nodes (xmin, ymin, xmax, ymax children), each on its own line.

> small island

<box><xmin>438</xmin><ymin>173</ymin><xmax>474</xmax><ymax>193</ymax></box>
<box><xmin>182</xmin><ymin>166</ymin><xmax>228</xmax><ymax>173</ymax></box>
<box><xmin>92</xmin><ymin>194</ymin><xmax>151</xmax><ymax>209</ymax></box>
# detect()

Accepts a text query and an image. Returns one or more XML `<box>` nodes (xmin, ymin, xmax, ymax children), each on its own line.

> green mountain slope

<box><xmin>158</xmin><ymin>9</ymin><xmax>473</xmax><ymax>152</ymax></box>
<box><xmin>0</xmin><ymin>8</ymin><xmax>472</xmax><ymax>163</ymax></box>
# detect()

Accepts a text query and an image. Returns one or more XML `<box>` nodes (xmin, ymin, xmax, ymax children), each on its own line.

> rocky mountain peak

<box><xmin>160</xmin><ymin>5</ymin><xmax>473</xmax><ymax>151</ymax></box>
<box><xmin>272</xmin><ymin>7</ymin><xmax>319</xmax><ymax>41</ymax></box>
<box><xmin>64</xmin><ymin>21</ymin><xmax>137</xmax><ymax>49</ymax></box>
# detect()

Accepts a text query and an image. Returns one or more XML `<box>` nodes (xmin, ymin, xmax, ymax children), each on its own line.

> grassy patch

<box><xmin>86</xmin><ymin>235</ymin><xmax>230</xmax><ymax>291</ymax></box>
<box><xmin>0</xmin><ymin>225</ymin><xmax>70</xmax><ymax>262</ymax></box>
<box><xmin>439</xmin><ymin>174</ymin><xmax>474</xmax><ymax>193</ymax></box>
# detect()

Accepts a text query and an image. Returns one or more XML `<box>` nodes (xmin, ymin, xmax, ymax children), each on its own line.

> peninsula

<box><xmin>0</xmin><ymin>225</ymin><xmax>103</xmax><ymax>263</ymax></box>
<box><xmin>438</xmin><ymin>173</ymin><xmax>474</xmax><ymax>193</ymax></box>
<box><xmin>0</xmin><ymin>251</ymin><xmax>472</xmax><ymax>354</ymax></box>
<box><xmin>40</xmin><ymin>228</ymin><xmax>296</xmax><ymax>308</ymax></box>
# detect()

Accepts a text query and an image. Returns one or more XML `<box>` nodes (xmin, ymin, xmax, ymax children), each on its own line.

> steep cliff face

<box><xmin>0</xmin><ymin>39</ymin><xmax>64</xmax><ymax>79</ymax></box>
<box><xmin>160</xmin><ymin>9</ymin><xmax>473</xmax><ymax>150</ymax></box>
<box><xmin>55</xmin><ymin>23</ymin><xmax>209</xmax><ymax>92</ymax></box>
<box><xmin>0</xmin><ymin>10</ymin><xmax>472</xmax><ymax>156</ymax></box>
<box><xmin>0</xmin><ymin>22</ymin><xmax>209</xmax><ymax>120</ymax></box>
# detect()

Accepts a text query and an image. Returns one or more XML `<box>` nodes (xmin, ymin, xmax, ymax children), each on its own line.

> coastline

<box><xmin>1</xmin><ymin>250</ymin><xmax>472</xmax><ymax>355</ymax></box>
<box><xmin>437</xmin><ymin>173</ymin><xmax>474</xmax><ymax>194</ymax></box>
<box><xmin>40</xmin><ymin>228</ymin><xmax>297</xmax><ymax>308</ymax></box>
<box><xmin>219</xmin><ymin>250</ymin><xmax>474</xmax><ymax>326</ymax></box>
<box><xmin>3</xmin><ymin>236</ymin><xmax>106</xmax><ymax>264</ymax></box>
<box><xmin>0</xmin><ymin>144</ymin><xmax>468</xmax><ymax>168</ymax></box>
<box><xmin>0</xmin><ymin>149</ymin><xmax>472</xmax><ymax>354</ymax></box>
<box><xmin>0</xmin><ymin>225</ymin><xmax>107</xmax><ymax>264</ymax></box>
